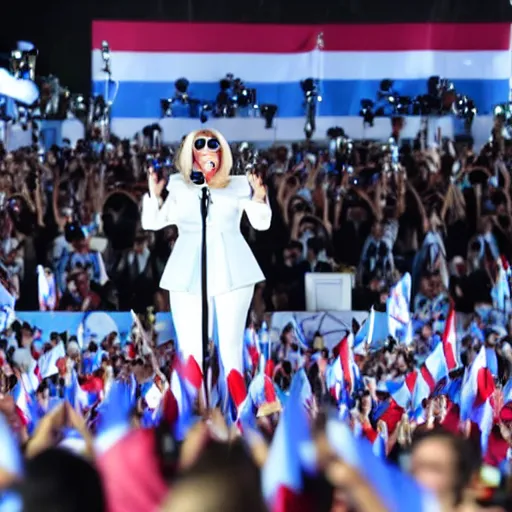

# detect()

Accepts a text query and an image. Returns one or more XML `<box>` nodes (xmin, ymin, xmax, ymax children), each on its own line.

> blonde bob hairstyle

<box><xmin>174</xmin><ymin>128</ymin><xmax>233</xmax><ymax>189</ymax></box>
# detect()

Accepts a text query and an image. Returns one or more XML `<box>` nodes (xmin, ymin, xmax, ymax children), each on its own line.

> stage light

<box><xmin>101</xmin><ymin>41</ymin><xmax>110</xmax><ymax>63</ymax></box>
<box><xmin>220</xmin><ymin>73</ymin><xmax>233</xmax><ymax>92</ymax></box>
<box><xmin>215</xmin><ymin>73</ymin><xmax>257</xmax><ymax>117</ymax></box>
<box><xmin>100</xmin><ymin>41</ymin><xmax>111</xmax><ymax>76</ymax></box>
<box><xmin>200</xmin><ymin>103</ymin><xmax>212</xmax><ymax>124</ymax></box>
<box><xmin>359</xmin><ymin>99</ymin><xmax>375</xmax><ymax>127</ymax></box>
<box><xmin>301</xmin><ymin>78</ymin><xmax>319</xmax><ymax>139</ymax></box>
<box><xmin>175</xmin><ymin>78</ymin><xmax>189</xmax><ymax>94</ymax></box>
<box><xmin>424</xmin><ymin>76</ymin><xmax>456</xmax><ymax>114</ymax></box>
<box><xmin>304</xmin><ymin>120</ymin><xmax>314</xmax><ymax>139</ymax></box>
<box><xmin>70</xmin><ymin>94</ymin><xmax>88</xmax><ymax>123</ymax></box>
<box><xmin>454</xmin><ymin>95</ymin><xmax>477</xmax><ymax>130</ymax></box>
<box><xmin>396</xmin><ymin>96</ymin><xmax>412</xmax><ymax>115</ymax></box>
<box><xmin>174</xmin><ymin>78</ymin><xmax>189</xmax><ymax>103</ymax></box>
<box><xmin>327</xmin><ymin>127</ymin><xmax>345</xmax><ymax>139</ymax></box>
<box><xmin>378</xmin><ymin>79</ymin><xmax>396</xmax><ymax>104</ymax></box>
<box><xmin>235</xmin><ymin>81</ymin><xmax>253</xmax><ymax>108</ymax></box>
<box><xmin>327</xmin><ymin>126</ymin><xmax>353</xmax><ymax>163</ymax></box>
<box><xmin>301</xmin><ymin>78</ymin><xmax>316</xmax><ymax>97</ymax></box>
<box><xmin>10</xmin><ymin>43</ymin><xmax>38</xmax><ymax>81</ymax></box>
<box><xmin>260</xmin><ymin>104</ymin><xmax>277</xmax><ymax>128</ymax></box>
<box><xmin>160</xmin><ymin>98</ymin><xmax>172</xmax><ymax>117</ymax></box>
<box><xmin>379</xmin><ymin>79</ymin><xmax>393</xmax><ymax>93</ymax></box>
<box><xmin>219</xmin><ymin>79</ymin><xmax>231</xmax><ymax>91</ymax></box>
<box><xmin>494</xmin><ymin>104</ymin><xmax>506</xmax><ymax>117</ymax></box>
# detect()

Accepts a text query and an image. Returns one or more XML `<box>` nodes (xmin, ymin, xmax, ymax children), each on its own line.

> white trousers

<box><xmin>169</xmin><ymin>285</ymin><xmax>254</xmax><ymax>376</ymax></box>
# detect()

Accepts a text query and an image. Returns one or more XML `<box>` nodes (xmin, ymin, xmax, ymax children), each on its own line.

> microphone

<box><xmin>190</xmin><ymin>170</ymin><xmax>205</xmax><ymax>185</ymax></box>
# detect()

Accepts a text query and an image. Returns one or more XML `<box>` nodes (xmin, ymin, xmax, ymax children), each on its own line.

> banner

<box><xmin>269</xmin><ymin>311</ymin><xmax>369</xmax><ymax>349</ymax></box>
<box><xmin>15</xmin><ymin>310</ymin><xmax>370</xmax><ymax>349</ymax></box>
<box><xmin>92</xmin><ymin>21</ymin><xmax>510</xmax><ymax>125</ymax></box>
<box><xmin>10</xmin><ymin>309</ymin><xmax>488</xmax><ymax>350</ymax></box>
<box><xmin>15</xmin><ymin>311</ymin><xmax>177</xmax><ymax>347</ymax></box>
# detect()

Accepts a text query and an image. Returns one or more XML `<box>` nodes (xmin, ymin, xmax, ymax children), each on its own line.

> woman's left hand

<box><xmin>247</xmin><ymin>172</ymin><xmax>267</xmax><ymax>202</ymax></box>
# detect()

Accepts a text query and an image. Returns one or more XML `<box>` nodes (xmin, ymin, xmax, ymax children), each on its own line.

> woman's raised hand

<box><xmin>148</xmin><ymin>168</ymin><xmax>166</xmax><ymax>199</ymax></box>
<box><xmin>247</xmin><ymin>172</ymin><xmax>267</xmax><ymax>202</ymax></box>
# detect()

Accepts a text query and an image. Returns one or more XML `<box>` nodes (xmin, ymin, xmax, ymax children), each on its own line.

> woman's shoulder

<box><xmin>168</xmin><ymin>173</ymin><xmax>186</xmax><ymax>188</ymax></box>
<box><xmin>226</xmin><ymin>175</ymin><xmax>250</xmax><ymax>196</ymax></box>
<box><xmin>167</xmin><ymin>173</ymin><xmax>195</xmax><ymax>198</ymax></box>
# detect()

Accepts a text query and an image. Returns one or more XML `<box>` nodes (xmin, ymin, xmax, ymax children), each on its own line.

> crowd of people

<box><xmin>0</xmin><ymin>112</ymin><xmax>512</xmax><ymax>511</ymax></box>
<box><xmin>0</xmin><ymin>120</ymin><xmax>509</xmax><ymax>318</ymax></box>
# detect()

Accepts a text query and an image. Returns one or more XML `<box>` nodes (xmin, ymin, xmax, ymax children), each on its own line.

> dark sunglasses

<box><xmin>194</xmin><ymin>137</ymin><xmax>220</xmax><ymax>151</ymax></box>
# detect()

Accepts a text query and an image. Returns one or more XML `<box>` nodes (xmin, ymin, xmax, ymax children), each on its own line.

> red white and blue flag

<box><xmin>91</xmin><ymin>22</ymin><xmax>511</xmax><ymax>139</ymax></box>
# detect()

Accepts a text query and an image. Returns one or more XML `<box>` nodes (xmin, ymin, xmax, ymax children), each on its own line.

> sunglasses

<box><xmin>194</xmin><ymin>137</ymin><xmax>220</xmax><ymax>151</ymax></box>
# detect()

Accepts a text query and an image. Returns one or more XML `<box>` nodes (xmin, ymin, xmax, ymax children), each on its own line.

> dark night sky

<box><xmin>1</xmin><ymin>0</ymin><xmax>511</xmax><ymax>96</ymax></box>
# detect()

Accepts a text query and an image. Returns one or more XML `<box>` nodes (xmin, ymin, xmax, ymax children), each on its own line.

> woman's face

<box><xmin>420</xmin><ymin>276</ymin><xmax>433</xmax><ymax>298</ymax></box>
<box><xmin>396</xmin><ymin>354</ymin><xmax>408</xmax><ymax>372</ymax></box>
<box><xmin>75</xmin><ymin>272</ymin><xmax>90</xmax><ymax>297</ymax></box>
<box><xmin>192</xmin><ymin>132</ymin><xmax>221</xmax><ymax>180</ymax></box>
<box><xmin>282</xmin><ymin>329</ymin><xmax>295</xmax><ymax>345</ymax></box>
<box><xmin>360</xmin><ymin>394</ymin><xmax>372</xmax><ymax>414</ymax></box>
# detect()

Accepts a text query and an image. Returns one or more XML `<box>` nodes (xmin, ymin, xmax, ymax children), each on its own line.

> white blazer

<box><xmin>141</xmin><ymin>173</ymin><xmax>272</xmax><ymax>296</ymax></box>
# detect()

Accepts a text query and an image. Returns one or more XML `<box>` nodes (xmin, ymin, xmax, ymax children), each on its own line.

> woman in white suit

<box><xmin>141</xmin><ymin>129</ymin><xmax>271</xmax><ymax>413</ymax></box>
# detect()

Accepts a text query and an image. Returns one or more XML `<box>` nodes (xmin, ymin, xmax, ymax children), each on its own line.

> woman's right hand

<box><xmin>148</xmin><ymin>168</ymin><xmax>166</xmax><ymax>199</ymax></box>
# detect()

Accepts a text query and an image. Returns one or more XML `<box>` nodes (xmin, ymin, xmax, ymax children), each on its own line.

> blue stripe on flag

<box><xmin>96</xmin><ymin>79</ymin><xmax>509</xmax><ymax>119</ymax></box>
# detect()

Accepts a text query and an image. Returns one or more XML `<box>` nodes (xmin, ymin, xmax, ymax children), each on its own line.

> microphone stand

<box><xmin>199</xmin><ymin>185</ymin><xmax>211</xmax><ymax>412</ymax></box>
<box><xmin>102</xmin><ymin>60</ymin><xmax>111</xmax><ymax>143</ymax></box>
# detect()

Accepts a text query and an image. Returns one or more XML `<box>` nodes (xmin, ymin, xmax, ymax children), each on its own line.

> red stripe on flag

<box><xmin>420</xmin><ymin>364</ymin><xmax>436</xmax><ymax>393</ymax></box>
<box><xmin>362</xmin><ymin>422</ymin><xmax>378</xmax><ymax>443</ymax></box>
<box><xmin>180</xmin><ymin>356</ymin><xmax>203</xmax><ymax>390</ymax></box>
<box><xmin>273</xmin><ymin>486</ymin><xmax>314</xmax><ymax>512</ymax></box>
<box><xmin>338</xmin><ymin>336</ymin><xmax>352</xmax><ymax>391</ymax></box>
<box><xmin>91</xmin><ymin>22</ymin><xmax>511</xmax><ymax>53</ymax></box>
<box><xmin>247</xmin><ymin>345</ymin><xmax>260</xmax><ymax>371</ymax></box>
<box><xmin>265</xmin><ymin>360</ymin><xmax>275</xmax><ymax>380</ymax></box>
<box><xmin>475</xmin><ymin>367</ymin><xmax>495</xmax><ymax>407</ymax></box>
<box><xmin>162</xmin><ymin>388</ymin><xmax>179</xmax><ymax>427</ymax></box>
<box><xmin>442</xmin><ymin>305</ymin><xmax>458</xmax><ymax>371</ymax></box>
<box><xmin>441</xmin><ymin>404</ymin><xmax>460</xmax><ymax>434</ymax></box>
<box><xmin>500</xmin><ymin>254</ymin><xmax>509</xmax><ymax>271</ymax></box>
<box><xmin>34</xmin><ymin>364</ymin><xmax>42</xmax><ymax>383</ymax></box>
<box><xmin>405</xmin><ymin>371</ymin><xmax>418</xmax><ymax>393</ymax></box>
<box><xmin>380</xmin><ymin>399</ymin><xmax>404</xmax><ymax>434</ymax></box>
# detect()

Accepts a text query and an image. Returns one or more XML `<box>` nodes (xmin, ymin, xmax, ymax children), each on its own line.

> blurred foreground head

<box><xmin>19</xmin><ymin>448</ymin><xmax>105</xmax><ymax>512</ymax></box>
<box><xmin>409</xmin><ymin>428</ymin><xmax>480</xmax><ymax>509</ymax></box>
<box><xmin>162</xmin><ymin>439</ymin><xmax>267</xmax><ymax>512</ymax></box>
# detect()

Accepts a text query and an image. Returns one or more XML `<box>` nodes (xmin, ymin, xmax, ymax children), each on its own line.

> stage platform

<box><xmin>112</xmin><ymin>115</ymin><xmax>494</xmax><ymax>148</ymax></box>
<box><xmin>3</xmin><ymin>118</ymin><xmax>86</xmax><ymax>151</ymax></box>
<box><xmin>2</xmin><ymin>115</ymin><xmax>493</xmax><ymax>152</ymax></box>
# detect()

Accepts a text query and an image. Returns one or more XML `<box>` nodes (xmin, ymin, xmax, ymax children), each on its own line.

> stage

<box><xmin>112</xmin><ymin>115</ymin><xmax>493</xmax><ymax>148</ymax></box>
<box><xmin>3</xmin><ymin>118</ymin><xmax>86</xmax><ymax>152</ymax></box>
<box><xmin>2</xmin><ymin>115</ymin><xmax>493</xmax><ymax>151</ymax></box>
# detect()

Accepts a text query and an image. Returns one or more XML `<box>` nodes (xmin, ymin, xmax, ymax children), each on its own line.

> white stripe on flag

<box><xmin>92</xmin><ymin>50</ymin><xmax>511</xmax><ymax>83</ymax></box>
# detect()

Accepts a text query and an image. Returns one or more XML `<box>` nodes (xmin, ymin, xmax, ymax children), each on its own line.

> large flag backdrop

<box><xmin>92</xmin><ymin>22</ymin><xmax>511</xmax><ymax>126</ymax></box>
